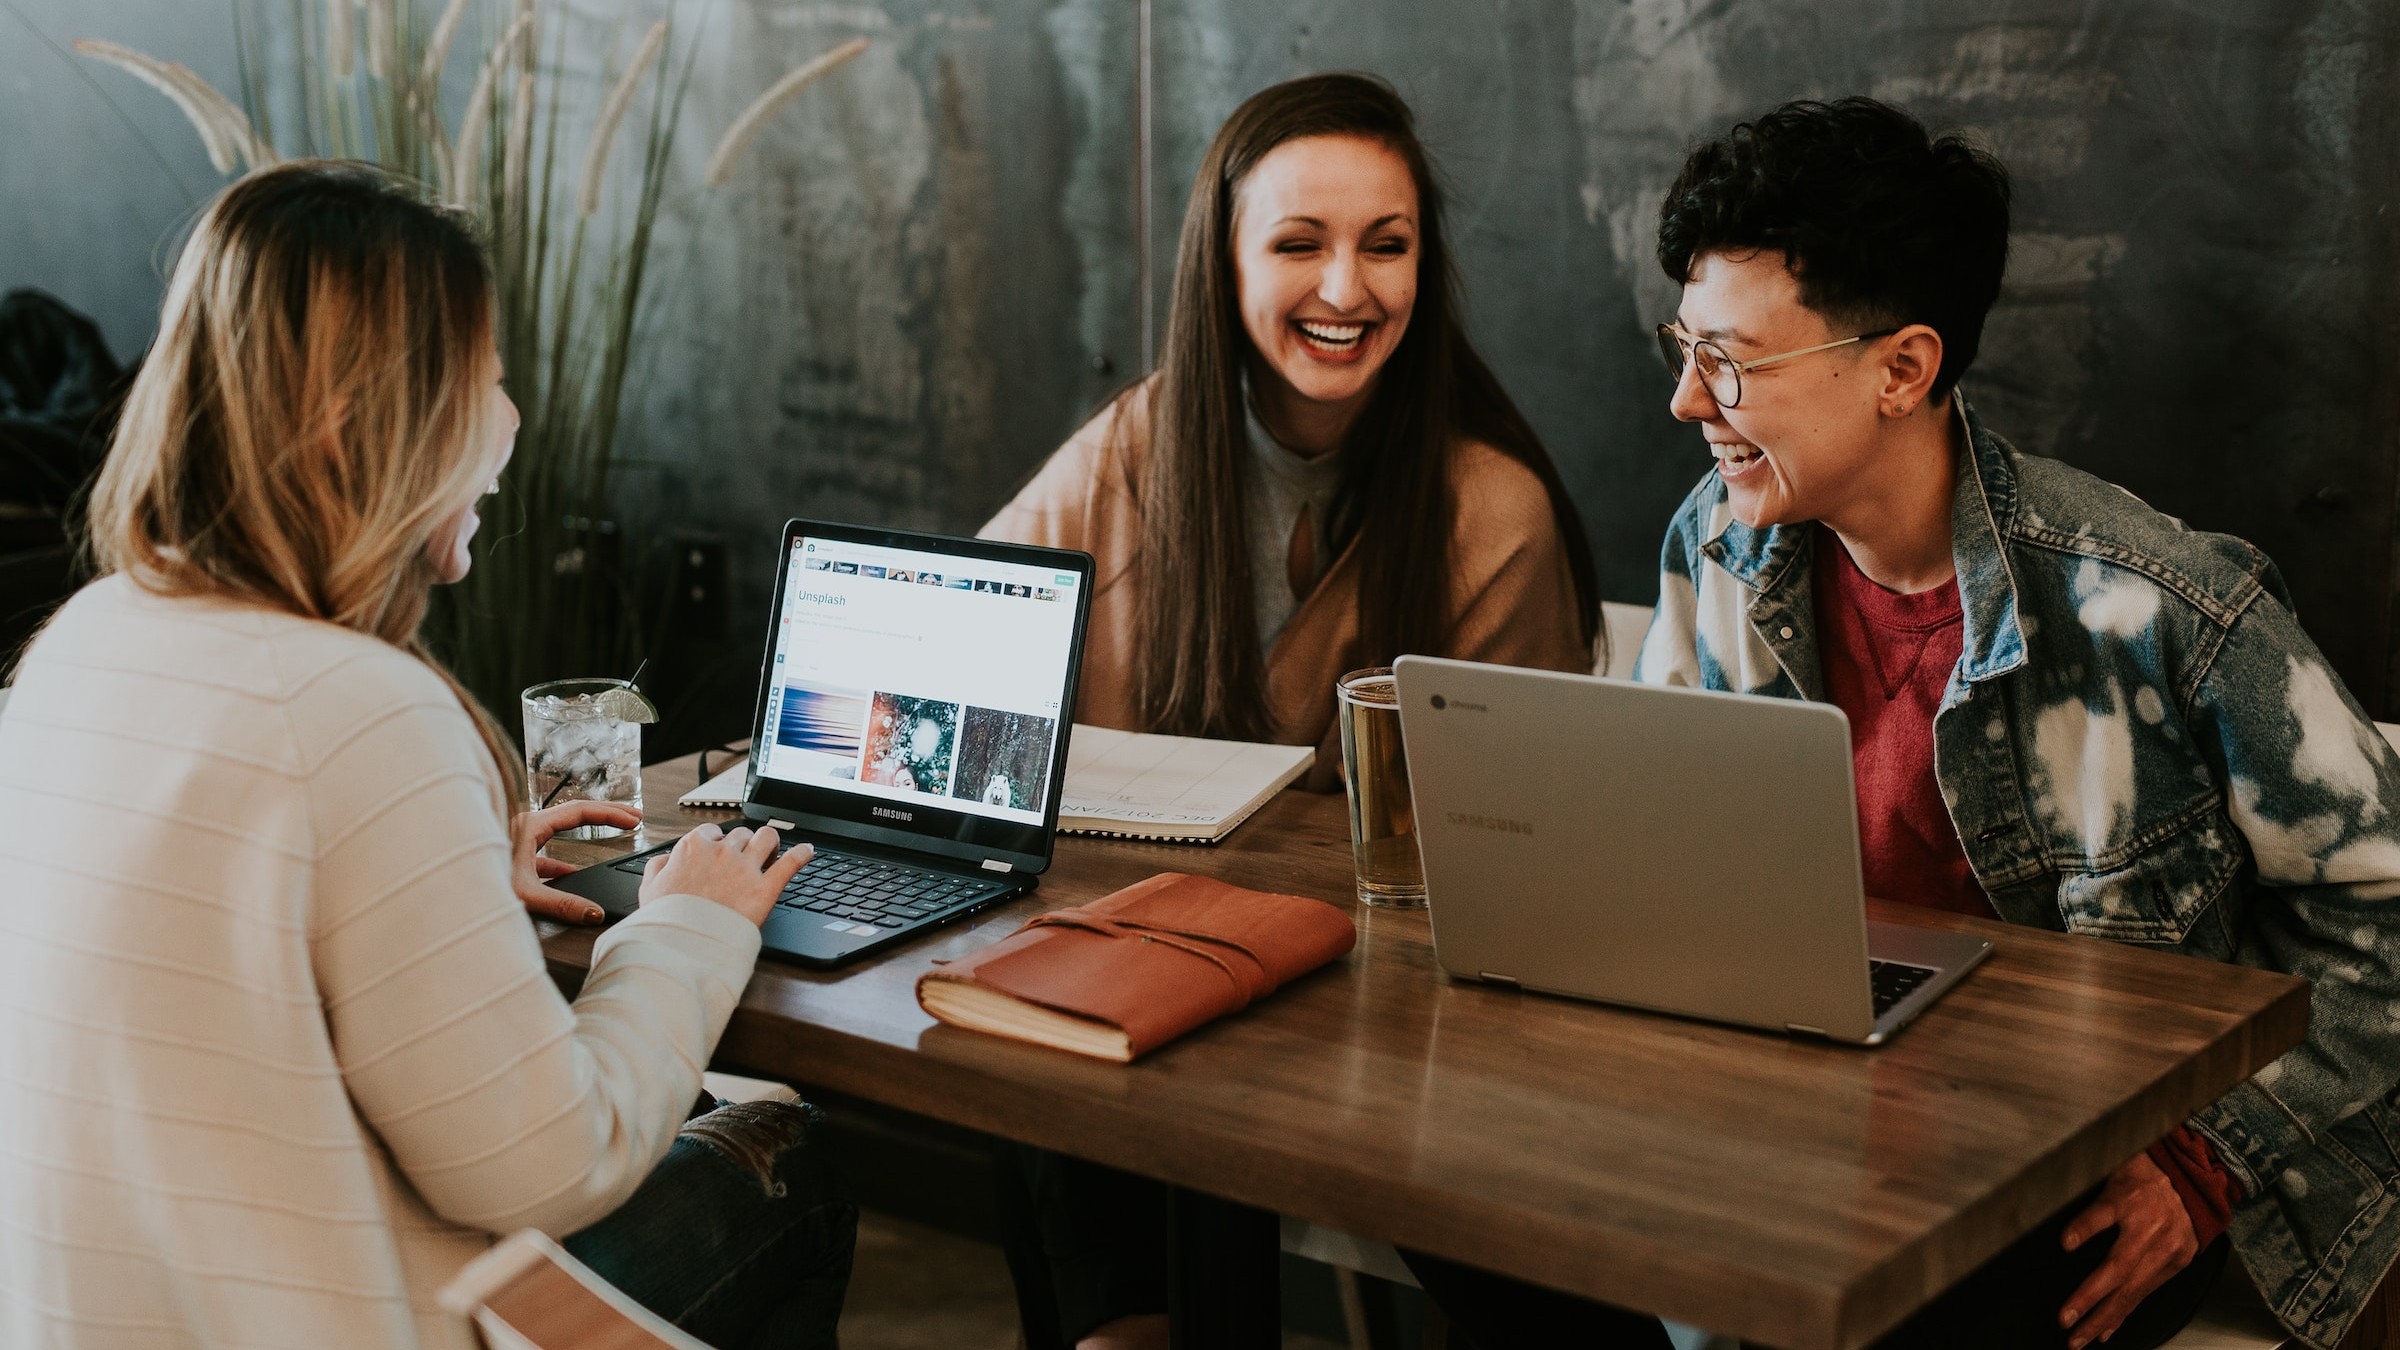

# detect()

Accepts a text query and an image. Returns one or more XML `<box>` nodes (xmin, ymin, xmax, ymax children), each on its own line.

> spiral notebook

<box><xmin>681</xmin><ymin>726</ymin><xmax>1313</xmax><ymax>844</ymax></box>
<box><xmin>680</xmin><ymin>760</ymin><xmax>756</xmax><ymax>809</ymax></box>
<box><xmin>1057</xmin><ymin>726</ymin><xmax>1314</xmax><ymax>843</ymax></box>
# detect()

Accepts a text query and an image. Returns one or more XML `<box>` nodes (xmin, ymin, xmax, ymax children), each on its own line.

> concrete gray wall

<box><xmin>626</xmin><ymin>0</ymin><xmax>1136</xmax><ymax>553</ymax></box>
<box><xmin>1</xmin><ymin>0</ymin><xmax>232</xmax><ymax>362</ymax></box>
<box><xmin>7</xmin><ymin>1</ymin><xmax>2398</xmax><ymax>708</ymax></box>
<box><xmin>1145</xmin><ymin>0</ymin><xmax>2400</xmax><ymax>709</ymax></box>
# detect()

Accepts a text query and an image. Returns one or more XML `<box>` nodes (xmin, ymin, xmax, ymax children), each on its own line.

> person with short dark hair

<box><xmin>1635</xmin><ymin>96</ymin><xmax>2400</xmax><ymax>1350</ymax></box>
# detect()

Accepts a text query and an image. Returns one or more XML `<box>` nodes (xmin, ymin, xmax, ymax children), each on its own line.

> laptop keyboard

<box><xmin>610</xmin><ymin>844</ymin><xmax>1009</xmax><ymax>931</ymax></box>
<box><xmin>771</xmin><ymin>851</ymin><xmax>1009</xmax><ymax>927</ymax></box>
<box><xmin>1870</xmin><ymin>959</ymin><xmax>1939</xmax><ymax>1016</ymax></box>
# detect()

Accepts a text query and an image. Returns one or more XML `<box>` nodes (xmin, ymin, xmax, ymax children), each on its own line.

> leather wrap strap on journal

<box><xmin>916</xmin><ymin>872</ymin><xmax>1357</xmax><ymax>1059</ymax></box>
<box><xmin>1016</xmin><ymin>908</ymin><xmax>1279</xmax><ymax>1002</ymax></box>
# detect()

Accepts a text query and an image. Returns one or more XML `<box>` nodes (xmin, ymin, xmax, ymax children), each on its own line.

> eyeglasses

<box><xmin>1654</xmin><ymin>322</ymin><xmax>1900</xmax><ymax>409</ymax></box>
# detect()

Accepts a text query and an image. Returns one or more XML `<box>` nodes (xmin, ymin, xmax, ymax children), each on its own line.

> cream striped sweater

<box><xmin>0</xmin><ymin>576</ymin><xmax>763</xmax><ymax>1349</ymax></box>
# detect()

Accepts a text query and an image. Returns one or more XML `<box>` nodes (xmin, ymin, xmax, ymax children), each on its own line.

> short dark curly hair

<box><xmin>1656</xmin><ymin>97</ymin><xmax>2011</xmax><ymax>399</ymax></box>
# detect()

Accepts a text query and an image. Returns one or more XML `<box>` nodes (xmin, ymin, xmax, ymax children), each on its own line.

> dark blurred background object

<box><xmin>0</xmin><ymin>287</ymin><xmax>121</xmax><ymax>514</ymax></box>
<box><xmin>643</xmin><ymin>533</ymin><xmax>761</xmax><ymax>762</ymax></box>
<box><xmin>0</xmin><ymin>288</ymin><xmax>126</xmax><ymax>668</ymax></box>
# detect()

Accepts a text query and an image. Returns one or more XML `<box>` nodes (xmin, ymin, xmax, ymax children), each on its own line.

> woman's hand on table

<box><xmin>511</xmin><ymin>801</ymin><xmax>643</xmax><ymax>924</ymax></box>
<box><xmin>641</xmin><ymin>823</ymin><xmax>813</xmax><ymax>928</ymax></box>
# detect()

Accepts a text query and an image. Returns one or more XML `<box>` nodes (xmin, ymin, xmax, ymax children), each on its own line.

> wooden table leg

<box><xmin>1167</xmin><ymin>1186</ymin><xmax>1280</xmax><ymax>1350</ymax></box>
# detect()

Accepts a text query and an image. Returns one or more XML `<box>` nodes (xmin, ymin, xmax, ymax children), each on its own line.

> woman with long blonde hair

<box><xmin>0</xmin><ymin>162</ymin><xmax>851</xmax><ymax>1349</ymax></box>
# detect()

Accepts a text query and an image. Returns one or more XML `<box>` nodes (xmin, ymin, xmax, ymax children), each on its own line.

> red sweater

<box><xmin>1811</xmin><ymin>527</ymin><xmax>1987</xmax><ymax>917</ymax></box>
<box><xmin>1813</xmin><ymin>527</ymin><xmax>2238</xmax><ymax>1247</ymax></box>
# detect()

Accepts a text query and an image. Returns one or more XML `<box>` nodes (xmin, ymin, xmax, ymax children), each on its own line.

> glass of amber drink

<box><xmin>1336</xmin><ymin>667</ymin><xmax>1425</xmax><ymax>908</ymax></box>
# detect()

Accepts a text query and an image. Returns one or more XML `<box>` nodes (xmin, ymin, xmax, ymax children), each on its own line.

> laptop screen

<box><xmin>747</xmin><ymin>528</ymin><xmax>1087</xmax><ymax>862</ymax></box>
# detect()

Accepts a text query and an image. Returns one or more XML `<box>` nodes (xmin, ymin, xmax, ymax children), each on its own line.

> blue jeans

<box><xmin>565</xmin><ymin>1098</ymin><xmax>856</xmax><ymax>1350</ymax></box>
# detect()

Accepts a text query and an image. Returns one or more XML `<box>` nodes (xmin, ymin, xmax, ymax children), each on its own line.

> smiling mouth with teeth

<box><xmin>1296</xmin><ymin>319</ymin><xmax>1369</xmax><ymax>353</ymax></box>
<box><xmin>1712</xmin><ymin>443</ymin><xmax>1765</xmax><ymax>472</ymax></box>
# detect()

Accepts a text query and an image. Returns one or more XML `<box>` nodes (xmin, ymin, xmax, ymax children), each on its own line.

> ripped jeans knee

<box><xmin>676</xmin><ymin>1098</ymin><xmax>824</xmax><ymax>1199</ymax></box>
<box><xmin>564</xmin><ymin>1096</ymin><xmax>852</xmax><ymax>1349</ymax></box>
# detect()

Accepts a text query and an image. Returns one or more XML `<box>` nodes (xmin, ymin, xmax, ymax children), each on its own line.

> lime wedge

<box><xmin>593</xmin><ymin>686</ymin><xmax>660</xmax><ymax>724</ymax></box>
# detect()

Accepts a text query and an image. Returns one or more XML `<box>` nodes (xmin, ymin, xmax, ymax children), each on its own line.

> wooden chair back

<box><xmin>438</xmin><ymin>1230</ymin><xmax>713</xmax><ymax>1350</ymax></box>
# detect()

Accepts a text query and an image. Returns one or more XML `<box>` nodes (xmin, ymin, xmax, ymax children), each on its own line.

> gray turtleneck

<box><xmin>1243</xmin><ymin>401</ymin><xmax>1347</xmax><ymax>651</ymax></box>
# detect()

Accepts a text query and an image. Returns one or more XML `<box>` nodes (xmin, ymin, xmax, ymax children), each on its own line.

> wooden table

<box><xmin>543</xmin><ymin>753</ymin><xmax>2309</xmax><ymax>1350</ymax></box>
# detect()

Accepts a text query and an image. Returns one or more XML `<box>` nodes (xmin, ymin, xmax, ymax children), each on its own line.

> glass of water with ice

<box><xmin>521</xmin><ymin>678</ymin><xmax>650</xmax><ymax>839</ymax></box>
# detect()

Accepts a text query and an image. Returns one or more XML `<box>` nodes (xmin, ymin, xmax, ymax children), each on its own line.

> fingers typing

<box><xmin>770</xmin><ymin>842</ymin><xmax>815</xmax><ymax>887</ymax></box>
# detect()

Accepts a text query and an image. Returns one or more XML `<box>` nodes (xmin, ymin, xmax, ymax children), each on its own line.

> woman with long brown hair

<box><xmin>983</xmin><ymin>75</ymin><xmax>1642</xmax><ymax>1350</ymax></box>
<box><xmin>984</xmin><ymin>72</ymin><xmax>1599</xmax><ymax>790</ymax></box>
<box><xmin>0</xmin><ymin>162</ymin><xmax>851</xmax><ymax>1349</ymax></box>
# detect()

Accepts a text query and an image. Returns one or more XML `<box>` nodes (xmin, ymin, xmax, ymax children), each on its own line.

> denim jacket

<box><xmin>1635</xmin><ymin>397</ymin><xmax>2400</xmax><ymax>1350</ymax></box>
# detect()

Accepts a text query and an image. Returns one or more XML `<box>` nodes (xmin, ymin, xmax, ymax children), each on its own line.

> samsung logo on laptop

<box><xmin>1449</xmin><ymin>811</ymin><xmax>1534</xmax><ymax>836</ymax></box>
<box><xmin>872</xmin><ymin>806</ymin><xmax>914</xmax><ymax>822</ymax></box>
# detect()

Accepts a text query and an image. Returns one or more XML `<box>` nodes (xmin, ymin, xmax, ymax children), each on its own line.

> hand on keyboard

<box><xmin>640</xmin><ymin>823</ymin><xmax>815</xmax><ymax>927</ymax></box>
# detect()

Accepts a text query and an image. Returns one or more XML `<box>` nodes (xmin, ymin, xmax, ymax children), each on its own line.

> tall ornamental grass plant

<box><xmin>76</xmin><ymin>2</ymin><xmax>865</xmax><ymax>719</ymax></box>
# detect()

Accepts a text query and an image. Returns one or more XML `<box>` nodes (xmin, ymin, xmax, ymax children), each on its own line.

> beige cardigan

<box><xmin>983</xmin><ymin>384</ymin><xmax>1591</xmax><ymax>790</ymax></box>
<box><xmin>0</xmin><ymin>577</ymin><xmax>761</xmax><ymax>1350</ymax></box>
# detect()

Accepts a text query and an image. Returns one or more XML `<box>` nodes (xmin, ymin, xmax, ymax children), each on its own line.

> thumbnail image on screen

<box><xmin>774</xmin><ymin>682</ymin><xmax>868</xmax><ymax>780</ymax></box>
<box><xmin>953</xmin><ymin>707</ymin><xmax>1057</xmax><ymax>812</ymax></box>
<box><xmin>861</xmin><ymin>693</ymin><xmax>959</xmax><ymax>795</ymax></box>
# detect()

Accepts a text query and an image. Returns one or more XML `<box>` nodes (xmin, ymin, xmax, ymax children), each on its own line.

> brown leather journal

<box><xmin>915</xmin><ymin>872</ymin><xmax>1357</xmax><ymax>1061</ymax></box>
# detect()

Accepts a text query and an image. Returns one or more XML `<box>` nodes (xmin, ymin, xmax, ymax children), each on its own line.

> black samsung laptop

<box><xmin>556</xmin><ymin>518</ymin><xmax>1095</xmax><ymax>967</ymax></box>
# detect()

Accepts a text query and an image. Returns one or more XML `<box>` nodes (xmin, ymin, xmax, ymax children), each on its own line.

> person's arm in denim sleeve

<box><xmin>2184</xmin><ymin>583</ymin><xmax>2400</xmax><ymax>1192</ymax></box>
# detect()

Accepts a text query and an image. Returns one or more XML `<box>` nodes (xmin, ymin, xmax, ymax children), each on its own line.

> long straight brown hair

<box><xmin>1131</xmin><ymin>73</ymin><xmax>1598</xmax><ymax>740</ymax></box>
<box><xmin>84</xmin><ymin>161</ymin><xmax>525</xmax><ymax>810</ymax></box>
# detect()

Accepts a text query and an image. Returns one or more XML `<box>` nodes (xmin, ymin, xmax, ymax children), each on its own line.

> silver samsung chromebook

<box><xmin>1392</xmin><ymin>656</ymin><xmax>1991</xmax><ymax>1045</ymax></box>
